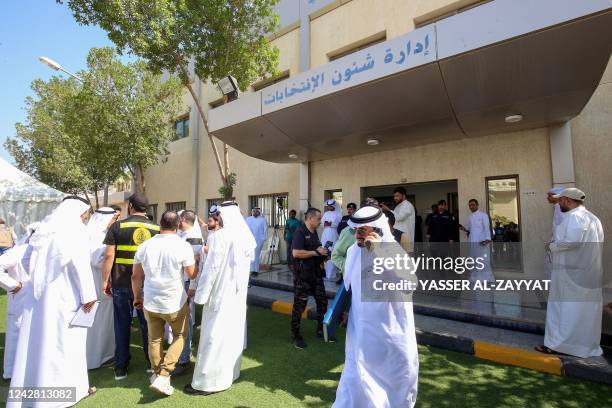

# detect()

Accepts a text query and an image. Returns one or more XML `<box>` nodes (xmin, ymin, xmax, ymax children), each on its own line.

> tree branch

<box><xmin>177</xmin><ymin>58</ymin><xmax>227</xmax><ymax>187</ymax></box>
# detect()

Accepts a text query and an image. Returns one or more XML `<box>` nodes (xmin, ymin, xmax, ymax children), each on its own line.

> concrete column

<box><xmin>299</xmin><ymin>162</ymin><xmax>310</xmax><ymax>215</ymax></box>
<box><xmin>299</xmin><ymin>11</ymin><xmax>310</xmax><ymax>72</ymax></box>
<box><xmin>190</xmin><ymin>78</ymin><xmax>202</xmax><ymax>213</ymax></box>
<box><xmin>548</xmin><ymin>121</ymin><xmax>575</xmax><ymax>188</ymax></box>
<box><xmin>298</xmin><ymin>2</ymin><xmax>312</xmax><ymax>214</ymax></box>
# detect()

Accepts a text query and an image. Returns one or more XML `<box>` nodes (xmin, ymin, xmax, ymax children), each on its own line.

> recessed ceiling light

<box><xmin>367</xmin><ymin>138</ymin><xmax>380</xmax><ymax>146</ymax></box>
<box><xmin>288</xmin><ymin>153</ymin><xmax>299</xmax><ymax>159</ymax></box>
<box><xmin>505</xmin><ymin>114</ymin><xmax>523</xmax><ymax>123</ymax></box>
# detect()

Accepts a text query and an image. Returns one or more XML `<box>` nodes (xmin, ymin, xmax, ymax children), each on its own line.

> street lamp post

<box><xmin>38</xmin><ymin>56</ymin><xmax>112</xmax><ymax>206</ymax></box>
<box><xmin>39</xmin><ymin>56</ymin><xmax>83</xmax><ymax>83</ymax></box>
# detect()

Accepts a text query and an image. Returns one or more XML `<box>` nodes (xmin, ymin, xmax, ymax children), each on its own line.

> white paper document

<box><xmin>70</xmin><ymin>302</ymin><xmax>100</xmax><ymax>328</ymax></box>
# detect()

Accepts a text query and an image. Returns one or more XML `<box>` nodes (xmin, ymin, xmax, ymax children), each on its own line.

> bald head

<box><xmin>160</xmin><ymin>211</ymin><xmax>180</xmax><ymax>231</ymax></box>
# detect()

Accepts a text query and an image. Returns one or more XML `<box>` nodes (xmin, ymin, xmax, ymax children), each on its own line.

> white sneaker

<box><xmin>150</xmin><ymin>374</ymin><xmax>174</xmax><ymax>396</ymax></box>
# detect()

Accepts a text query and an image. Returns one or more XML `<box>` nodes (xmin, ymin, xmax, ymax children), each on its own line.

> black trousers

<box><xmin>291</xmin><ymin>273</ymin><xmax>328</xmax><ymax>337</ymax></box>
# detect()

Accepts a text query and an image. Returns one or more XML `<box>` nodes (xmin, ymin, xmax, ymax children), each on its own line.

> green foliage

<box><xmin>218</xmin><ymin>172</ymin><xmax>237</xmax><ymax>200</ymax></box>
<box><xmin>60</xmin><ymin>0</ymin><xmax>280</xmax><ymax>90</ymax></box>
<box><xmin>6</xmin><ymin>77</ymin><xmax>94</xmax><ymax>194</ymax></box>
<box><xmin>492</xmin><ymin>214</ymin><xmax>512</xmax><ymax>227</ymax></box>
<box><xmin>5</xmin><ymin>47</ymin><xmax>183</xmax><ymax>195</ymax></box>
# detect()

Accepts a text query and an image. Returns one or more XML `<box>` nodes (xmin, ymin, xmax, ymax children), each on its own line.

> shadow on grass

<box><xmin>238</xmin><ymin>307</ymin><xmax>344</xmax><ymax>407</ymax></box>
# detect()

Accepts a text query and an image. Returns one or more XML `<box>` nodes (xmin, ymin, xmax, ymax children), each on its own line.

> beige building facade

<box><xmin>144</xmin><ymin>0</ymin><xmax>611</xmax><ymax>289</ymax></box>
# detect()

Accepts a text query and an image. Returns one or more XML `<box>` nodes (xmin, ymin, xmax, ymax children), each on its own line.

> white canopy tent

<box><xmin>0</xmin><ymin>157</ymin><xmax>64</xmax><ymax>238</ymax></box>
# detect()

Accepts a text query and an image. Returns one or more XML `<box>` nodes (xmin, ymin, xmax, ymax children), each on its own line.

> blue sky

<box><xmin>0</xmin><ymin>1</ymin><xmax>115</xmax><ymax>162</ymax></box>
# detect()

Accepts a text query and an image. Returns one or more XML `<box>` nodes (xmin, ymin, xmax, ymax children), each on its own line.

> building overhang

<box><xmin>209</xmin><ymin>0</ymin><xmax>612</xmax><ymax>163</ymax></box>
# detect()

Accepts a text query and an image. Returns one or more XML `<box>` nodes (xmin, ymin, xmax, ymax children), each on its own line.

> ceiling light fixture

<box><xmin>366</xmin><ymin>138</ymin><xmax>380</xmax><ymax>146</ymax></box>
<box><xmin>504</xmin><ymin>114</ymin><xmax>523</xmax><ymax>123</ymax></box>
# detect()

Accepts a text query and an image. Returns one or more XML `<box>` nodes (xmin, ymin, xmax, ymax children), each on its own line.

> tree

<box><xmin>6</xmin><ymin>77</ymin><xmax>98</xmax><ymax>198</ymax></box>
<box><xmin>78</xmin><ymin>47</ymin><xmax>184</xmax><ymax>193</ymax></box>
<box><xmin>60</xmin><ymin>0</ymin><xmax>280</xmax><ymax>195</ymax></box>
<box><xmin>5</xmin><ymin>47</ymin><xmax>183</xmax><ymax>202</ymax></box>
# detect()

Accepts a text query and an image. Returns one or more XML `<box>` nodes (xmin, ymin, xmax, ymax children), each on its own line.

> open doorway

<box><xmin>361</xmin><ymin>179</ymin><xmax>459</xmax><ymax>242</ymax></box>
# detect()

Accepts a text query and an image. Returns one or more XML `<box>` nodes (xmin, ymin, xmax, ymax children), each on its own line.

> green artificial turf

<box><xmin>0</xmin><ymin>293</ymin><xmax>610</xmax><ymax>407</ymax></box>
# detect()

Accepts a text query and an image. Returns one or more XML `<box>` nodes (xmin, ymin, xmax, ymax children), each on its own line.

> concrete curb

<box><xmin>247</xmin><ymin>294</ymin><xmax>611</xmax><ymax>386</ymax></box>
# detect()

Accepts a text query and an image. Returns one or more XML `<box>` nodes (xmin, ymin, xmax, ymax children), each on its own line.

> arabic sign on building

<box><xmin>261</xmin><ymin>26</ymin><xmax>436</xmax><ymax>115</ymax></box>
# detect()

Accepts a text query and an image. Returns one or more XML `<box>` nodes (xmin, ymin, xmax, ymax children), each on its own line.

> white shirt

<box><xmin>134</xmin><ymin>234</ymin><xmax>195</xmax><ymax>314</ymax></box>
<box><xmin>393</xmin><ymin>200</ymin><xmax>415</xmax><ymax>243</ymax></box>
<box><xmin>468</xmin><ymin>210</ymin><xmax>492</xmax><ymax>243</ymax></box>
<box><xmin>178</xmin><ymin>226</ymin><xmax>203</xmax><ymax>280</ymax></box>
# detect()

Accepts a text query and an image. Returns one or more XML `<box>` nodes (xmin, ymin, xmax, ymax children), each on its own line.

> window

<box><xmin>249</xmin><ymin>193</ymin><xmax>289</xmax><ymax>228</ymax></box>
<box><xmin>173</xmin><ymin>115</ymin><xmax>189</xmax><ymax>141</ymax></box>
<box><xmin>165</xmin><ymin>201</ymin><xmax>187</xmax><ymax>213</ymax></box>
<box><xmin>209</xmin><ymin>98</ymin><xmax>225</xmax><ymax>109</ymax></box>
<box><xmin>486</xmin><ymin>175</ymin><xmax>521</xmax><ymax>270</ymax></box>
<box><xmin>147</xmin><ymin>204</ymin><xmax>158</xmax><ymax>223</ymax></box>
<box><xmin>414</xmin><ymin>0</ymin><xmax>492</xmax><ymax>28</ymax></box>
<box><xmin>328</xmin><ymin>32</ymin><xmax>387</xmax><ymax>61</ymax></box>
<box><xmin>325</xmin><ymin>189</ymin><xmax>343</xmax><ymax>207</ymax></box>
<box><xmin>206</xmin><ymin>198</ymin><xmax>224</xmax><ymax>211</ymax></box>
<box><xmin>252</xmin><ymin>71</ymin><xmax>290</xmax><ymax>92</ymax></box>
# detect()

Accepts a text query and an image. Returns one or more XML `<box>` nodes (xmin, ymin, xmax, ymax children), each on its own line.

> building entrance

<box><xmin>361</xmin><ymin>179</ymin><xmax>459</xmax><ymax>242</ymax></box>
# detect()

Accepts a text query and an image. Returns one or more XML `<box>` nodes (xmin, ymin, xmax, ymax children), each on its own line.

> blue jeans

<box><xmin>178</xmin><ymin>280</ymin><xmax>193</xmax><ymax>364</ymax></box>
<box><xmin>112</xmin><ymin>287</ymin><xmax>149</xmax><ymax>369</ymax></box>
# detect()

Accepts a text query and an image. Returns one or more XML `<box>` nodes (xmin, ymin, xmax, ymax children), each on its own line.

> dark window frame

<box><xmin>328</xmin><ymin>32</ymin><xmax>387</xmax><ymax>61</ymax></box>
<box><xmin>206</xmin><ymin>198</ymin><xmax>224</xmax><ymax>211</ymax></box>
<box><xmin>173</xmin><ymin>114</ymin><xmax>190</xmax><ymax>141</ymax></box>
<box><xmin>485</xmin><ymin>174</ymin><xmax>521</xmax><ymax>241</ymax></box>
<box><xmin>165</xmin><ymin>201</ymin><xmax>187</xmax><ymax>213</ymax></box>
<box><xmin>252</xmin><ymin>71</ymin><xmax>291</xmax><ymax>92</ymax></box>
<box><xmin>147</xmin><ymin>204</ymin><xmax>158</xmax><ymax>223</ymax></box>
<box><xmin>249</xmin><ymin>193</ymin><xmax>289</xmax><ymax>228</ymax></box>
<box><xmin>324</xmin><ymin>189</ymin><xmax>343</xmax><ymax>207</ymax></box>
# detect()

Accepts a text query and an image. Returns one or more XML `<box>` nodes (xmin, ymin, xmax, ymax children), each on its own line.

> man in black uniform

<box><xmin>337</xmin><ymin>202</ymin><xmax>357</xmax><ymax>235</ymax></box>
<box><xmin>102</xmin><ymin>193</ymin><xmax>160</xmax><ymax>380</ymax></box>
<box><xmin>291</xmin><ymin>207</ymin><xmax>329</xmax><ymax>349</ymax></box>
<box><xmin>427</xmin><ymin>200</ymin><xmax>458</xmax><ymax>242</ymax></box>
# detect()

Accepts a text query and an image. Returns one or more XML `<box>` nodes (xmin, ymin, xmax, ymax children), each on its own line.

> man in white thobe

<box><xmin>0</xmin><ymin>234</ymin><xmax>34</xmax><ymax>379</ymax></box>
<box><xmin>86</xmin><ymin>207</ymin><xmax>118</xmax><ymax>369</ymax></box>
<box><xmin>382</xmin><ymin>186</ymin><xmax>415</xmax><ymax>244</ymax></box>
<box><xmin>246</xmin><ymin>207</ymin><xmax>267</xmax><ymax>276</ymax></box>
<box><xmin>185</xmin><ymin>202</ymin><xmax>255</xmax><ymax>396</ymax></box>
<box><xmin>8</xmin><ymin>196</ymin><xmax>98</xmax><ymax>408</ymax></box>
<box><xmin>460</xmin><ymin>199</ymin><xmax>494</xmax><ymax>314</ymax></box>
<box><xmin>333</xmin><ymin>205</ymin><xmax>418</xmax><ymax>408</ymax></box>
<box><xmin>544</xmin><ymin>187</ymin><xmax>565</xmax><ymax>279</ymax></box>
<box><xmin>463</xmin><ymin>199</ymin><xmax>493</xmax><ymax>282</ymax></box>
<box><xmin>536</xmin><ymin>188</ymin><xmax>604</xmax><ymax>358</ymax></box>
<box><xmin>321</xmin><ymin>199</ymin><xmax>342</xmax><ymax>280</ymax></box>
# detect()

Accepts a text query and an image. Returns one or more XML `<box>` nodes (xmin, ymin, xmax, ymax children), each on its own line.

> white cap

<box><xmin>548</xmin><ymin>187</ymin><xmax>564</xmax><ymax>195</ymax></box>
<box><xmin>554</xmin><ymin>187</ymin><xmax>586</xmax><ymax>201</ymax></box>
